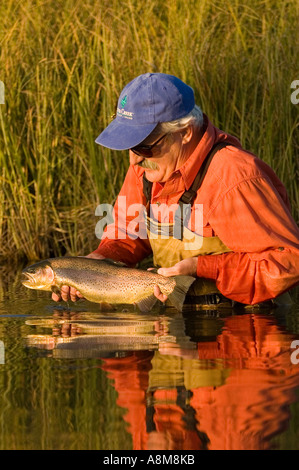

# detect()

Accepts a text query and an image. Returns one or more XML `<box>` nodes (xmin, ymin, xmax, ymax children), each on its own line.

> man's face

<box><xmin>129</xmin><ymin>130</ymin><xmax>190</xmax><ymax>183</ymax></box>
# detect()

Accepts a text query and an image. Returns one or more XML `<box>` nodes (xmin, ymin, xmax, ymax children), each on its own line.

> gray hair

<box><xmin>155</xmin><ymin>105</ymin><xmax>203</xmax><ymax>135</ymax></box>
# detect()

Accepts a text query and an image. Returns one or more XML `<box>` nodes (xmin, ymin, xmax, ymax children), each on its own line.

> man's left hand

<box><xmin>153</xmin><ymin>257</ymin><xmax>198</xmax><ymax>303</ymax></box>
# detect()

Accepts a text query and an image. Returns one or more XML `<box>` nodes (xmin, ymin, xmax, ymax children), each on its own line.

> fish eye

<box><xmin>25</xmin><ymin>266</ymin><xmax>42</xmax><ymax>275</ymax></box>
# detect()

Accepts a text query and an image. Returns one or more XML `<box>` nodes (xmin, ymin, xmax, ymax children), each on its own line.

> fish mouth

<box><xmin>21</xmin><ymin>272</ymin><xmax>36</xmax><ymax>287</ymax></box>
<box><xmin>21</xmin><ymin>265</ymin><xmax>55</xmax><ymax>290</ymax></box>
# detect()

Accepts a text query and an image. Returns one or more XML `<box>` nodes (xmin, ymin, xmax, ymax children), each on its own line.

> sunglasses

<box><xmin>130</xmin><ymin>133</ymin><xmax>168</xmax><ymax>158</ymax></box>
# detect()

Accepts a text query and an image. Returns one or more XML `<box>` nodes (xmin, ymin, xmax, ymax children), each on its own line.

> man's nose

<box><xmin>129</xmin><ymin>150</ymin><xmax>143</xmax><ymax>165</ymax></box>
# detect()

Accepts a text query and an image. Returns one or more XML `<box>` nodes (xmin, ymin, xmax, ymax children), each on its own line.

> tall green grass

<box><xmin>0</xmin><ymin>0</ymin><xmax>298</xmax><ymax>261</ymax></box>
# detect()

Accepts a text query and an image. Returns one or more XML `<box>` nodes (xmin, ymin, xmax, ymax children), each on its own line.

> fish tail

<box><xmin>167</xmin><ymin>275</ymin><xmax>195</xmax><ymax>312</ymax></box>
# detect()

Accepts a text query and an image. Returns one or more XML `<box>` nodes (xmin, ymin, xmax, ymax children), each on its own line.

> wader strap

<box><xmin>143</xmin><ymin>175</ymin><xmax>153</xmax><ymax>205</ymax></box>
<box><xmin>174</xmin><ymin>142</ymin><xmax>231</xmax><ymax>238</ymax></box>
<box><xmin>180</xmin><ymin>142</ymin><xmax>231</xmax><ymax>204</ymax></box>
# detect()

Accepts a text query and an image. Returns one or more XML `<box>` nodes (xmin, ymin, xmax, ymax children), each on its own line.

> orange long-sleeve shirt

<box><xmin>93</xmin><ymin>115</ymin><xmax>299</xmax><ymax>304</ymax></box>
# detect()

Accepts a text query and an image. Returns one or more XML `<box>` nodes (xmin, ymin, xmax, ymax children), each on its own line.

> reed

<box><xmin>0</xmin><ymin>0</ymin><xmax>298</xmax><ymax>261</ymax></box>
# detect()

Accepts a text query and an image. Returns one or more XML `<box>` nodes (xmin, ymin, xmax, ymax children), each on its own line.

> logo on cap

<box><xmin>120</xmin><ymin>95</ymin><xmax>127</xmax><ymax>108</ymax></box>
<box><xmin>117</xmin><ymin>94</ymin><xmax>134</xmax><ymax>120</ymax></box>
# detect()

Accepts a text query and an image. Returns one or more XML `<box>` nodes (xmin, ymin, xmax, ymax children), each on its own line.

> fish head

<box><xmin>22</xmin><ymin>260</ymin><xmax>55</xmax><ymax>291</ymax></box>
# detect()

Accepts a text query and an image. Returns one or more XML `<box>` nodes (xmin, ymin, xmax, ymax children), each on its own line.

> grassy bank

<box><xmin>0</xmin><ymin>0</ymin><xmax>298</xmax><ymax>261</ymax></box>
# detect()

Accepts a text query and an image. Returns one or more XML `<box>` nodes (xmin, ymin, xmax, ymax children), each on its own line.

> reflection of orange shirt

<box><xmin>192</xmin><ymin>315</ymin><xmax>299</xmax><ymax>450</ymax></box>
<box><xmin>93</xmin><ymin>115</ymin><xmax>299</xmax><ymax>305</ymax></box>
<box><xmin>101</xmin><ymin>351</ymin><xmax>152</xmax><ymax>450</ymax></box>
<box><xmin>191</xmin><ymin>369</ymin><xmax>299</xmax><ymax>450</ymax></box>
<box><xmin>101</xmin><ymin>314</ymin><xmax>299</xmax><ymax>450</ymax></box>
<box><xmin>197</xmin><ymin>314</ymin><xmax>298</xmax><ymax>365</ymax></box>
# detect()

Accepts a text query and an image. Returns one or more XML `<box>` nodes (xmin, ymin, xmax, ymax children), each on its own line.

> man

<box><xmin>53</xmin><ymin>73</ymin><xmax>299</xmax><ymax>306</ymax></box>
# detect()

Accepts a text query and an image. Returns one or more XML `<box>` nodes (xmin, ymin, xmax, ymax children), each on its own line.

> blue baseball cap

<box><xmin>95</xmin><ymin>73</ymin><xmax>195</xmax><ymax>150</ymax></box>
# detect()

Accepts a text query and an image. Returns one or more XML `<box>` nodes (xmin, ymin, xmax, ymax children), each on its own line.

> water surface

<box><xmin>0</xmin><ymin>268</ymin><xmax>299</xmax><ymax>450</ymax></box>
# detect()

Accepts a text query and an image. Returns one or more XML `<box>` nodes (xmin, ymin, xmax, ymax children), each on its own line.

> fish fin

<box><xmin>167</xmin><ymin>275</ymin><xmax>196</xmax><ymax>312</ymax></box>
<box><xmin>137</xmin><ymin>294</ymin><xmax>158</xmax><ymax>313</ymax></box>
<box><xmin>102</xmin><ymin>258</ymin><xmax>128</xmax><ymax>267</ymax></box>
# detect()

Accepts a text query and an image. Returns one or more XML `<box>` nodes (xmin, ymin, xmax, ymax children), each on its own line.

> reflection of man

<box><xmin>53</xmin><ymin>73</ymin><xmax>299</xmax><ymax>307</ymax></box>
<box><xmin>101</xmin><ymin>313</ymin><xmax>299</xmax><ymax>450</ymax></box>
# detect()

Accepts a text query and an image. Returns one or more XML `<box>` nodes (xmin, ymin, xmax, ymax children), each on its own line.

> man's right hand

<box><xmin>51</xmin><ymin>285</ymin><xmax>84</xmax><ymax>303</ymax></box>
<box><xmin>51</xmin><ymin>252</ymin><xmax>105</xmax><ymax>302</ymax></box>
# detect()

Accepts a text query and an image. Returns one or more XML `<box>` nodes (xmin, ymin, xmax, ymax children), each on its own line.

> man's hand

<box><xmin>51</xmin><ymin>252</ymin><xmax>106</xmax><ymax>302</ymax></box>
<box><xmin>153</xmin><ymin>257</ymin><xmax>198</xmax><ymax>303</ymax></box>
<box><xmin>51</xmin><ymin>285</ymin><xmax>84</xmax><ymax>303</ymax></box>
<box><xmin>157</xmin><ymin>257</ymin><xmax>198</xmax><ymax>277</ymax></box>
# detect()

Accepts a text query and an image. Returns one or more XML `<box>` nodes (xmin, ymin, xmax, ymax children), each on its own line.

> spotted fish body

<box><xmin>22</xmin><ymin>257</ymin><xmax>195</xmax><ymax>312</ymax></box>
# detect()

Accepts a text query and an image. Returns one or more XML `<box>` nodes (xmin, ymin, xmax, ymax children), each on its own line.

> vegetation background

<box><xmin>0</xmin><ymin>0</ymin><xmax>298</xmax><ymax>261</ymax></box>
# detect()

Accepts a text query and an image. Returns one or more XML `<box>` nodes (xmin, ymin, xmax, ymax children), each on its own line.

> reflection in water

<box><xmin>25</xmin><ymin>309</ymin><xmax>195</xmax><ymax>357</ymax></box>
<box><xmin>100</xmin><ymin>309</ymin><xmax>299</xmax><ymax>450</ymax></box>
<box><xmin>0</xmin><ymin>268</ymin><xmax>299</xmax><ymax>450</ymax></box>
<box><xmin>19</xmin><ymin>302</ymin><xmax>299</xmax><ymax>450</ymax></box>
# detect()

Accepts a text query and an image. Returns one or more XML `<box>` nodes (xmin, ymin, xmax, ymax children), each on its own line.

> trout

<box><xmin>22</xmin><ymin>257</ymin><xmax>195</xmax><ymax>312</ymax></box>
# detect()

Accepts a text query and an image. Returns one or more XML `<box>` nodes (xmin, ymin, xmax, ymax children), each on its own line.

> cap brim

<box><xmin>95</xmin><ymin>119</ymin><xmax>157</xmax><ymax>150</ymax></box>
